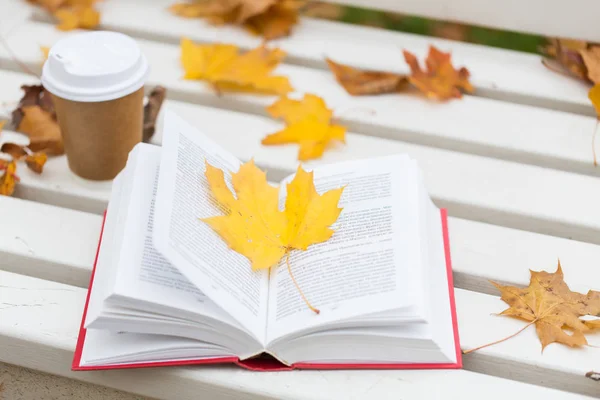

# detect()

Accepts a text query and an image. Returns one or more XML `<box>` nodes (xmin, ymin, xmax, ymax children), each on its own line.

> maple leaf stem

<box><xmin>593</xmin><ymin>119</ymin><xmax>599</xmax><ymax>167</ymax></box>
<box><xmin>286</xmin><ymin>251</ymin><xmax>320</xmax><ymax>314</ymax></box>
<box><xmin>462</xmin><ymin>319</ymin><xmax>536</xmax><ymax>355</ymax></box>
<box><xmin>0</xmin><ymin>33</ymin><xmax>40</xmax><ymax>79</ymax></box>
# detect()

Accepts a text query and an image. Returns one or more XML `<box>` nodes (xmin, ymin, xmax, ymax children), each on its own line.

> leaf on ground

<box><xmin>0</xmin><ymin>161</ymin><xmax>20</xmax><ymax>197</ymax></box>
<box><xmin>325</xmin><ymin>58</ymin><xmax>408</xmax><ymax>96</ymax></box>
<box><xmin>403</xmin><ymin>46</ymin><xmax>474</xmax><ymax>100</ymax></box>
<box><xmin>202</xmin><ymin>160</ymin><xmax>344</xmax><ymax>312</ymax></box>
<box><xmin>25</xmin><ymin>152</ymin><xmax>48</xmax><ymax>174</ymax></box>
<box><xmin>181</xmin><ymin>38</ymin><xmax>292</xmax><ymax>95</ymax></box>
<box><xmin>17</xmin><ymin>106</ymin><xmax>64</xmax><ymax>155</ymax></box>
<box><xmin>263</xmin><ymin>94</ymin><xmax>345</xmax><ymax>160</ymax></box>
<box><xmin>143</xmin><ymin>86</ymin><xmax>167</xmax><ymax>143</ymax></box>
<box><xmin>492</xmin><ymin>261</ymin><xmax>600</xmax><ymax>350</ymax></box>
<box><xmin>170</xmin><ymin>0</ymin><xmax>301</xmax><ymax>40</ymax></box>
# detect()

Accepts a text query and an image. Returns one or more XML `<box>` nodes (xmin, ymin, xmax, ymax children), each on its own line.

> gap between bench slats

<box><xmin>2</xmin><ymin>21</ymin><xmax>599</xmax><ymax>180</ymax></box>
<box><xmin>322</xmin><ymin>0</ymin><xmax>600</xmax><ymax>44</ymax></box>
<box><xmin>32</xmin><ymin>0</ymin><xmax>595</xmax><ymax>116</ymax></box>
<box><xmin>0</xmin><ymin>271</ymin><xmax>597</xmax><ymax>398</ymax></box>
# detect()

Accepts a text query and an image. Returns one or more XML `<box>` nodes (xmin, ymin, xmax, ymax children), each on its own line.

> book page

<box><xmin>153</xmin><ymin>110</ymin><xmax>269</xmax><ymax>343</ymax></box>
<box><xmin>111</xmin><ymin>144</ymin><xmax>242</xmax><ymax>331</ymax></box>
<box><xmin>266</xmin><ymin>155</ymin><xmax>424</xmax><ymax>342</ymax></box>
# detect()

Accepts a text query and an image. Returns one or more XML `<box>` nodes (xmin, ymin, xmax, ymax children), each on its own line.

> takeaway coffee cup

<box><xmin>42</xmin><ymin>31</ymin><xmax>149</xmax><ymax>180</ymax></box>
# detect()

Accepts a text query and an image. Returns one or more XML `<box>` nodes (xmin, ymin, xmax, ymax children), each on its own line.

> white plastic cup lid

<box><xmin>41</xmin><ymin>31</ymin><xmax>149</xmax><ymax>103</ymax></box>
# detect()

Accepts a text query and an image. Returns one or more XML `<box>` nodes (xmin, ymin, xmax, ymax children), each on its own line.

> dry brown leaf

<box><xmin>579</xmin><ymin>47</ymin><xmax>600</xmax><ymax>85</ymax></box>
<box><xmin>0</xmin><ymin>161</ymin><xmax>20</xmax><ymax>197</ymax></box>
<box><xmin>170</xmin><ymin>0</ymin><xmax>301</xmax><ymax>40</ymax></box>
<box><xmin>465</xmin><ymin>261</ymin><xmax>600</xmax><ymax>353</ymax></box>
<box><xmin>143</xmin><ymin>86</ymin><xmax>167</xmax><ymax>143</ymax></box>
<box><xmin>181</xmin><ymin>39</ymin><xmax>292</xmax><ymax>95</ymax></box>
<box><xmin>203</xmin><ymin>160</ymin><xmax>344</xmax><ymax>312</ymax></box>
<box><xmin>543</xmin><ymin>39</ymin><xmax>600</xmax><ymax>84</ymax></box>
<box><xmin>17</xmin><ymin>106</ymin><xmax>64</xmax><ymax>155</ymax></box>
<box><xmin>326</xmin><ymin>58</ymin><xmax>408</xmax><ymax>96</ymax></box>
<box><xmin>12</xmin><ymin>85</ymin><xmax>56</xmax><ymax>129</ymax></box>
<box><xmin>403</xmin><ymin>46</ymin><xmax>474</xmax><ymax>100</ymax></box>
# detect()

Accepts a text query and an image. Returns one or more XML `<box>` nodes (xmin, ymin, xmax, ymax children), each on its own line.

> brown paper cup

<box><xmin>52</xmin><ymin>88</ymin><xmax>144</xmax><ymax>181</ymax></box>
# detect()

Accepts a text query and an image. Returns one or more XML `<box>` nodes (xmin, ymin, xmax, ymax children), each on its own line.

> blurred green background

<box><xmin>303</xmin><ymin>3</ymin><xmax>546</xmax><ymax>54</ymax></box>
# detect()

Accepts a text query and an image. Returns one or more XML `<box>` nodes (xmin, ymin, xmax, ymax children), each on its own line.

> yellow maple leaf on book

<box><xmin>181</xmin><ymin>38</ymin><xmax>293</xmax><ymax>95</ymax></box>
<box><xmin>202</xmin><ymin>160</ymin><xmax>344</xmax><ymax>313</ymax></box>
<box><xmin>263</xmin><ymin>94</ymin><xmax>345</xmax><ymax>160</ymax></box>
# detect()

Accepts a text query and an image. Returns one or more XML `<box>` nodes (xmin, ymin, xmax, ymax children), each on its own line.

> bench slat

<box><xmin>2</xmin><ymin>190</ymin><xmax>600</xmax><ymax>299</ymax></box>
<box><xmin>2</xmin><ymin>87</ymin><xmax>600</xmax><ymax>244</ymax></box>
<box><xmin>0</xmin><ymin>271</ymin><xmax>597</xmax><ymax>398</ymax></box>
<box><xmin>3</xmin><ymin>23</ymin><xmax>599</xmax><ymax>178</ymax></box>
<box><xmin>4</xmin><ymin>21</ymin><xmax>600</xmax><ymax>175</ymax></box>
<box><xmin>76</xmin><ymin>0</ymin><xmax>595</xmax><ymax>115</ymax></box>
<box><xmin>323</xmin><ymin>0</ymin><xmax>600</xmax><ymax>43</ymax></box>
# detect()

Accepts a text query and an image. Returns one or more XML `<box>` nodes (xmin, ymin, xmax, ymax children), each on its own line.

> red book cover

<box><xmin>73</xmin><ymin>209</ymin><xmax>461</xmax><ymax>371</ymax></box>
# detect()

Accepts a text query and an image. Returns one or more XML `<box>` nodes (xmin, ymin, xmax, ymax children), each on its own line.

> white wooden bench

<box><xmin>1</xmin><ymin>0</ymin><xmax>599</xmax><ymax>398</ymax></box>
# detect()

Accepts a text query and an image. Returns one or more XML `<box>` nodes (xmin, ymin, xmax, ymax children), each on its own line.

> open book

<box><xmin>73</xmin><ymin>111</ymin><xmax>461</xmax><ymax>371</ymax></box>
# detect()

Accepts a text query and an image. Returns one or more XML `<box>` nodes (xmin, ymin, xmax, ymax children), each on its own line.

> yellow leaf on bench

<box><xmin>263</xmin><ymin>94</ymin><xmax>345</xmax><ymax>160</ymax></box>
<box><xmin>180</xmin><ymin>38</ymin><xmax>292</xmax><ymax>95</ymax></box>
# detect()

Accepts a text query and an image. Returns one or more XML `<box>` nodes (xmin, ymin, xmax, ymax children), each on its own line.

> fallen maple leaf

<box><xmin>17</xmin><ymin>105</ymin><xmax>64</xmax><ymax>155</ymax></box>
<box><xmin>29</xmin><ymin>0</ymin><xmax>101</xmax><ymax>31</ymax></box>
<box><xmin>202</xmin><ymin>160</ymin><xmax>344</xmax><ymax>313</ymax></box>
<box><xmin>54</xmin><ymin>5</ymin><xmax>100</xmax><ymax>30</ymax></box>
<box><xmin>263</xmin><ymin>94</ymin><xmax>345</xmax><ymax>160</ymax></box>
<box><xmin>181</xmin><ymin>38</ymin><xmax>292</xmax><ymax>95</ymax></box>
<box><xmin>25</xmin><ymin>152</ymin><xmax>48</xmax><ymax>174</ymax></box>
<box><xmin>403</xmin><ymin>46</ymin><xmax>474</xmax><ymax>100</ymax></box>
<box><xmin>12</xmin><ymin>85</ymin><xmax>56</xmax><ymax>129</ymax></box>
<box><xmin>170</xmin><ymin>0</ymin><xmax>301</xmax><ymax>40</ymax></box>
<box><xmin>245</xmin><ymin>1</ymin><xmax>302</xmax><ymax>41</ymax></box>
<box><xmin>0</xmin><ymin>161</ymin><xmax>20</xmax><ymax>197</ymax></box>
<box><xmin>326</xmin><ymin>58</ymin><xmax>408</xmax><ymax>96</ymax></box>
<box><xmin>588</xmin><ymin>84</ymin><xmax>600</xmax><ymax>166</ymax></box>
<box><xmin>542</xmin><ymin>39</ymin><xmax>600</xmax><ymax>84</ymax></box>
<box><xmin>143</xmin><ymin>86</ymin><xmax>167</xmax><ymax>143</ymax></box>
<box><xmin>464</xmin><ymin>261</ymin><xmax>600</xmax><ymax>354</ymax></box>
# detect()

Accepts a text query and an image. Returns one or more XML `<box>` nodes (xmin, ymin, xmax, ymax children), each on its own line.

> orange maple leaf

<box><xmin>403</xmin><ymin>46</ymin><xmax>474</xmax><ymax>100</ymax></box>
<box><xmin>263</xmin><ymin>94</ymin><xmax>345</xmax><ymax>160</ymax></box>
<box><xmin>465</xmin><ymin>261</ymin><xmax>600</xmax><ymax>354</ymax></box>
